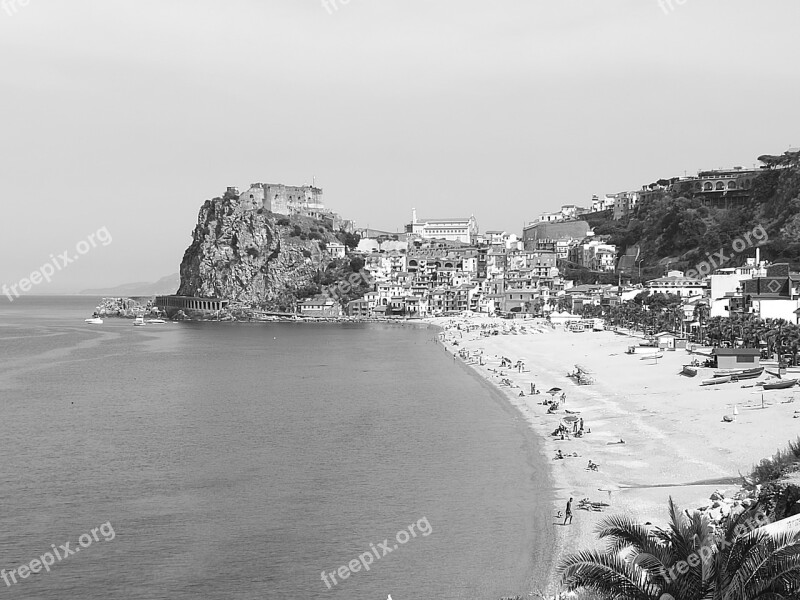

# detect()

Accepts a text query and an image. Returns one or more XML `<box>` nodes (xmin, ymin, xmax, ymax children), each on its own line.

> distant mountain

<box><xmin>80</xmin><ymin>273</ymin><xmax>180</xmax><ymax>296</ymax></box>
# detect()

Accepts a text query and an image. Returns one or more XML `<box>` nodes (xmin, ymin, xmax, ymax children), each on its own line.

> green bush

<box><xmin>277</xmin><ymin>217</ymin><xmax>290</xmax><ymax>226</ymax></box>
<box><xmin>751</xmin><ymin>437</ymin><xmax>800</xmax><ymax>484</ymax></box>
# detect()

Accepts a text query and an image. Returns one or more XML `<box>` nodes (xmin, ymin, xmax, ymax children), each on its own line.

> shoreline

<box><xmin>449</xmin><ymin>340</ymin><xmax>558</xmax><ymax>596</ymax></box>
<box><xmin>430</xmin><ymin>315</ymin><xmax>800</xmax><ymax>595</ymax></box>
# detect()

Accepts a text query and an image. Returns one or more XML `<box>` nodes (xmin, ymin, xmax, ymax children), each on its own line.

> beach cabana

<box><xmin>654</xmin><ymin>332</ymin><xmax>676</xmax><ymax>350</ymax></box>
<box><xmin>712</xmin><ymin>347</ymin><xmax>761</xmax><ymax>370</ymax></box>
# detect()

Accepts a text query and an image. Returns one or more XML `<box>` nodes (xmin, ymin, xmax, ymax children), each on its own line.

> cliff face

<box><xmin>177</xmin><ymin>194</ymin><xmax>335</xmax><ymax>310</ymax></box>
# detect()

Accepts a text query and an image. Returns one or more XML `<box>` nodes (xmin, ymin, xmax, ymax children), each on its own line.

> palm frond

<box><xmin>557</xmin><ymin>549</ymin><xmax>659</xmax><ymax>600</ymax></box>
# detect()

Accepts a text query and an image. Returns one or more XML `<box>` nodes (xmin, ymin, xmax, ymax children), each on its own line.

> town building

<box><xmin>522</xmin><ymin>220</ymin><xmax>592</xmax><ymax>250</ymax></box>
<box><xmin>712</xmin><ymin>348</ymin><xmax>761</xmax><ymax>370</ymax></box>
<box><xmin>645</xmin><ymin>271</ymin><xmax>707</xmax><ymax>298</ymax></box>
<box><xmin>741</xmin><ymin>263</ymin><xmax>800</xmax><ymax>322</ymax></box>
<box><xmin>326</xmin><ymin>242</ymin><xmax>346</xmax><ymax>259</ymax></box>
<box><xmin>669</xmin><ymin>167</ymin><xmax>762</xmax><ymax>203</ymax></box>
<box><xmin>612</xmin><ymin>192</ymin><xmax>639</xmax><ymax>220</ymax></box>
<box><xmin>567</xmin><ymin>241</ymin><xmax>617</xmax><ymax>272</ymax></box>
<box><xmin>590</xmin><ymin>195</ymin><xmax>616</xmax><ymax>213</ymax></box>
<box><xmin>406</xmin><ymin>209</ymin><xmax>479</xmax><ymax>244</ymax></box>
<box><xmin>298</xmin><ymin>296</ymin><xmax>342</xmax><ymax>317</ymax></box>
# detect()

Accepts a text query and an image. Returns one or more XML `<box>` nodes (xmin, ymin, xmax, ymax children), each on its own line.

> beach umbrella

<box><xmin>547</xmin><ymin>387</ymin><xmax>562</xmax><ymax>395</ymax></box>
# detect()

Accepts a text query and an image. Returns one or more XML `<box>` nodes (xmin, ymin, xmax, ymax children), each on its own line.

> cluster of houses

<box><xmin>232</xmin><ymin>173</ymin><xmax>800</xmax><ymax>325</ymax></box>
<box><xmin>298</xmin><ymin>209</ymin><xmax>622</xmax><ymax>318</ymax></box>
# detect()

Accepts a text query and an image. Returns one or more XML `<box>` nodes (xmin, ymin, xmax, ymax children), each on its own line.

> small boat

<box><xmin>640</xmin><ymin>352</ymin><xmax>664</xmax><ymax>360</ymax></box>
<box><xmin>681</xmin><ymin>365</ymin><xmax>698</xmax><ymax>377</ymax></box>
<box><xmin>146</xmin><ymin>319</ymin><xmax>166</xmax><ymax>324</ymax></box>
<box><xmin>702</xmin><ymin>376</ymin><xmax>731</xmax><ymax>386</ymax></box>
<box><xmin>133</xmin><ymin>316</ymin><xmax>145</xmax><ymax>326</ymax></box>
<box><xmin>713</xmin><ymin>367</ymin><xmax>763</xmax><ymax>378</ymax></box>
<box><xmin>84</xmin><ymin>317</ymin><xmax>103</xmax><ymax>324</ymax></box>
<box><xmin>728</xmin><ymin>367</ymin><xmax>764</xmax><ymax>381</ymax></box>
<box><xmin>763</xmin><ymin>379</ymin><xmax>798</xmax><ymax>390</ymax></box>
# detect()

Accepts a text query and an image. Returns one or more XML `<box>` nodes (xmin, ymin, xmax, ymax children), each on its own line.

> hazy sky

<box><xmin>1</xmin><ymin>0</ymin><xmax>798</xmax><ymax>292</ymax></box>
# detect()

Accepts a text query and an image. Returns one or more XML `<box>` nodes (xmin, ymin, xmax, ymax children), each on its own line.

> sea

<box><xmin>0</xmin><ymin>296</ymin><xmax>553</xmax><ymax>600</ymax></box>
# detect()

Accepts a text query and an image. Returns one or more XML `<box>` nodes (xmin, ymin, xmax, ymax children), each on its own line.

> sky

<box><xmin>1</xmin><ymin>0</ymin><xmax>798</xmax><ymax>293</ymax></box>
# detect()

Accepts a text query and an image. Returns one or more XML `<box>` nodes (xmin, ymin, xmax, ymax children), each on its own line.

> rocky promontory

<box><xmin>177</xmin><ymin>190</ymin><xmax>353</xmax><ymax>312</ymax></box>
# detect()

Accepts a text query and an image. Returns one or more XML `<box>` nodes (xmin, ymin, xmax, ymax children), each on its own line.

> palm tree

<box><xmin>693</xmin><ymin>303</ymin><xmax>710</xmax><ymax>345</ymax></box>
<box><xmin>557</xmin><ymin>497</ymin><xmax>800</xmax><ymax>599</ymax></box>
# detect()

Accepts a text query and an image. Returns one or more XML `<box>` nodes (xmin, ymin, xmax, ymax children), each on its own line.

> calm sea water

<box><xmin>0</xmin><ymin>296</ymin><xmax>553</xmax><ymax>599</ymax></box>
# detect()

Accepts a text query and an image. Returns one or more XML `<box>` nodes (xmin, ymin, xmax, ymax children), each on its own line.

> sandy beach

<box><xmin>429</xmin><ymin>315</ymin><xmax>800</xmax><ymax>593</ymax></box>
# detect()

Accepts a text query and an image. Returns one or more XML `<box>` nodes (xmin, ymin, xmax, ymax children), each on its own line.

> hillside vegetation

<box><xmin>594</xmin><ymin>164</ymin><xmax>800</xmax><ymax>279</ymax></box>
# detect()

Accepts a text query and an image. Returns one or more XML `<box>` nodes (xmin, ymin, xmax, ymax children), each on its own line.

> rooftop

<box><xmin>712</xmin><ymin>348</ymin><xmax>761</xmax><ymax>356</ymax></box>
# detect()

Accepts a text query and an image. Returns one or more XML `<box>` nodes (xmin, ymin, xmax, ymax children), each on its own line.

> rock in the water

<box><xmin>177</xmin><ymin>192</ymin><xmax>347</xmax><ymax>311</ymax></box>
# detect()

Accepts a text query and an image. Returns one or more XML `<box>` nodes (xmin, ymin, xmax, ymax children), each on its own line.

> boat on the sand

<box><xmin>763</xmin><ymin>379</ymin><xmax>798</xmax><ymax>390</ymax></box>
<box><xmin>640</xmin><ymin>352</ymin><xmax>664</xmax><ymax>360</ymax></box>
<box><xmin>701</xmin><ymin>375</ymin><xmax>731</xmax><ymax>386</ymax></box>
<box><xmin>713</xmin><ymin>367</ymin><xmax>764</xmax><ymax>379</ymax></box>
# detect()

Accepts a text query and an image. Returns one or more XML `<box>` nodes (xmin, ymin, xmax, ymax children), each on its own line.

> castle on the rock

<box><xmin>231</xmin><ymin>182</ymin><xmax>354</xmax><ymax>232</ymax></box>
<box><xmin>239</xmin><ymin>183</ymin><xmax>326</xmax><ymax>218</ymax></box>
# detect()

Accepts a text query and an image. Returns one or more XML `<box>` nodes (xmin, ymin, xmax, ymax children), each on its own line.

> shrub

<box><xmin>277</xmin><ymin>217</ymin><xmax>290</xmax><ymax>226</ymax></box>
<box><xmin>350</xmin><ymin>257</ymin><xmax>365</xmax><ymax>272</ymax></box>
<box><xmin>302</xmin><ymin>249</ymin><xmax>312</xmax><ymax>258</ymax></box>
<box><xmin>751</xmin><ymin>436</ymin><xmax>800</xmax><ymax>484</ymax></box>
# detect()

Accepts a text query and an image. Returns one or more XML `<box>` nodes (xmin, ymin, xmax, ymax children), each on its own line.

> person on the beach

<box><xmin>579</xmin><ymin>418</ymin><xmax>584</xmax><ymax>432</ymax></box>
<box><xmin>564</xmin><ymin>498</ymin><xmax>573</xmax><ymax>525</ymax></box>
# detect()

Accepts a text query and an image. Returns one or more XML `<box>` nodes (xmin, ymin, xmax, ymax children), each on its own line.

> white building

<box><xmin>406</xmin><ymin>209</ymin><xmax>478</xmax><ymax>244</ymax></box>
<box><xmin>327</xmin><ymin>242</ymin><xmax>346</xmax><ymax>258</ymax></box>
<box><xmin>646</xmin><ymin>271</ymin><xmax>707</xmax><ymax>298</ymax></box>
